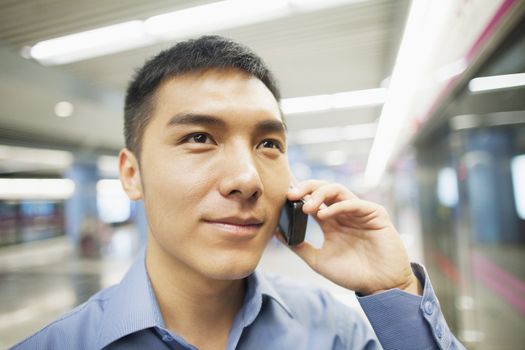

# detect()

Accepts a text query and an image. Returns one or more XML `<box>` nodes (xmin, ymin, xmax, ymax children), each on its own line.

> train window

<box><xmin>436</xmin><ymin>167</ymin><xmax>459</xmax><ymax>208</ymax></box>
<box><xmin>408</xmin><ymin>9</ymin><xmax>525</xmax><ymax>349</ymax></box>
<box><xmin>511</xmin><ymin>154</ymin><xmax>525</xmax><ymax>220</ymax></box>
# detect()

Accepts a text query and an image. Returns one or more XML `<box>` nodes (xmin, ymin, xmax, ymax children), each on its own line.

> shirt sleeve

<box><xmin>356</xmin><ymin>263</ymin><xmax>467</xmax><ymax>350</ymax></box>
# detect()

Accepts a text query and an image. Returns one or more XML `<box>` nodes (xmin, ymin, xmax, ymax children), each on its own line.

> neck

<box><xmin>145</xmin><ymin>237</ymin><xmax>245</xmax><ymax>347</ymax></box>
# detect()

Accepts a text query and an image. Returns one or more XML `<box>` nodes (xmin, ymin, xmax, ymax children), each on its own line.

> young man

<box><xmin>13</xmin><ymin>36</ymin><xmax>465</xmax><ymax>349</ymax></box>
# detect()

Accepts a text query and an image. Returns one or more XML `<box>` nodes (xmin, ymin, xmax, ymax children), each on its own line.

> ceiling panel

<box><xmin>0</xmin><ymin>0</ymin><xmax>409</xmax><ymax>169</ymax></box>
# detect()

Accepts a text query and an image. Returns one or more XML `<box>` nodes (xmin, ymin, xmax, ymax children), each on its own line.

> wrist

<box><xmin>358</xmin><ymin>274</ymin><xmax>422</xmax><ymax>296</ymax></box>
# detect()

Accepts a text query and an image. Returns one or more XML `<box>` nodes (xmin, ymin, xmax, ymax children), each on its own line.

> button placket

<box><xmin>424</xmin><ymin>300</ymin><xmax>434</xmax><ymax>315</ymax></box>
<box><xmin>435</xmin><ymin>324</ymin><xmax>443</xmax><ymax>339</ymax></box>
<box><xmin>162</xmin><ymin>333</ymin><xmax>174</xmax><ymax>342</ymax></box>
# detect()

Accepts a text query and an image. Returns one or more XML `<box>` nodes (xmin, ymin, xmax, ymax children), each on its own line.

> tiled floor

<box><xmin>0</xmin><ymin>236</ymin><xmax>133</xmax><ymax>348</ymax></box>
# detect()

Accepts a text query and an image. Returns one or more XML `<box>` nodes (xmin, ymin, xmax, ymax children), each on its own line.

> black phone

<box><xmin>278</xmin><ymin>199</ymin><xmax>308</xmax><ymax>246</ymax></box>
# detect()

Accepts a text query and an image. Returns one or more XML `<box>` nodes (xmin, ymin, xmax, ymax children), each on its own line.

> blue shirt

<box><xmin>12</xmin><ymin>249</ymin><xmax>465</xmax><ymax>349</ymax></box>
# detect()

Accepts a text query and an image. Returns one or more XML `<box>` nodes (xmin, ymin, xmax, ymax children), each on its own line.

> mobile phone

<box><xmin>278</xmin><ymin>199</ymin><xmax>308</xmax><ymax>246</ymax></box>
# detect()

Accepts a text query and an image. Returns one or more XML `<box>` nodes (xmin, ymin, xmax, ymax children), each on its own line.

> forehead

<box><xmin>153</xmin><ymin>68</ymin><xmax>282</xmax><ymax>122</ymax></box>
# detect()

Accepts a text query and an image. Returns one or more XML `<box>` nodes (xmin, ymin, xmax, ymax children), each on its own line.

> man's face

<box><xmin>126</xmin><ymin>68</ymin><xmax>290</xmax><ymax>280</ymax></box>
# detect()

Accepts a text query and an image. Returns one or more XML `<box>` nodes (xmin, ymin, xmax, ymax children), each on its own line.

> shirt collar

<box><xmin>97</xmin><ymin>247</ymin><xmax>162</xmax><ymax>348</ymax></box>
<box><xmin>96</xmin><ymin>248</ymin><xmax>294</xmax><ymax>348</ymax></box>
<box><xmin>249</xmin><ymin>269</ymin><xmax>294</xmax><ymax>319</ymax></box>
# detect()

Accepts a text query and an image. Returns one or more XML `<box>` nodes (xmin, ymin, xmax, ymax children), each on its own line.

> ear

<box><xmin>118</xmin><ymin>148</ymin><xmax>143</xmax><ymax>200</ymax></box>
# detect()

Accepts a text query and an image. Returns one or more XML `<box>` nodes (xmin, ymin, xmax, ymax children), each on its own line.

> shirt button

<box><xmin>162</xmin><ymin>334</ymin><xmax>174</xmax><ymax>342</ymax></box>
<box><xmin>435</xmin><ymin>324</ymin><xmax>443</xmax><ymax>339</ymax></box>
<box><xmin>424</xmin><ymin>301</ymin><xmax>434</xmax><ymax>315</ymax></box>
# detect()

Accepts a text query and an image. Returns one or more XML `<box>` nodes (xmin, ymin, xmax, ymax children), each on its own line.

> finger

<box><xmin>303</xmin><ymin>183</ymin><xmax>357</xmax><ymax>214</ymax></box>
<box><xmin>320</xmin><ymin>199</ymin><xmax>378</xmax><ymax>216</ymax></box>
<box><xmin>316</xmin><ymin>199</ymin><xmax>386</xmax><ymax>223</ymax></box>
<box><xmin>287</xmin><ymin>180</ymin><xmax>329</xmax><ymax>200</ymax></box>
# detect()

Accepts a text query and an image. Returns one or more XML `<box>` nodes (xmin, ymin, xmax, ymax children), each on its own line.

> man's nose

<box><xmin>218</xmin><ymin>146</ymin><xmax>263</xmax><ymax>201</ymax></box>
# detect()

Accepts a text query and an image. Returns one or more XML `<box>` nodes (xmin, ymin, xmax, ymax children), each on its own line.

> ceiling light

<box><xmin>380</xmin><ymin>76</ymin><xmax>391</xmax><ymax>88</ymax></box>
<box><xmin>54</xmin><ymin>101</ymin><xmax>74</xmax><ymax>118</ymax></box>
<box><xmin>332</xmin><ymin>88</ymin><xmax>387</xmax><ymax>109</ymax></box>
<box><xmin>290</xmin><ymin>122</ymin><xmax>376</xmax><ymax>144</ymax></box>
<box><xmin>342</xmin><ymin>123</ymin><xmax>377</xmax><ymax>140</ymax></box>
<box><xmin>450</xmin><ymin>114</ymin><xmax>480</xmax><ymax>130</ymax></box>
<box><xmin>435</xmin><ymin>58</ymin><xmax>468</xmax><ymax>82</ymax></box>
<box><xmin>451</xmin><ymin>111</ymin><xmax>525</xmax><ymax>130</ymax></box>
<box><xmin>0</xmin><ymin>179</ymin><xmax>75</xmax><ymax>200</ymax></box>
<box><xmin>281</xmin><ymin>95</ymin><xmax>332</xmax><ymax>114</ymax></box>
<box><xmin>0</xmin><ymin>145</ymin><xmax>73</xmax><ymax>169</ymax></box>
<box><xmin>144</xmin><ymin>0</ymin><xmax>290</xmax><ymax>40</ymax></box>
<box><xmin>324</xmin><ymin>150</ymin><xmax>347</xmax><ymax>166</ymax></box>
<box><xmin>365</xmin><ymin>0</ymin><xmax>453</xmax><ymax>187</ymax></box>
<box><xmin>30</xmin><ymin>21</ymin><xmax>153</xmax><ymax>65</ymax></box>
<box><xmin>468</xmin><ymin>72</ymin><xmax>525</xmax><ymax>92</ymax></box>
<box><xmin>288</xmin><ymin>0</ymin><xmax>366</xmax><ymax>11</ymax></box>
<box><xmin>97</xmin><ymin>156</ymin><xmax>119</xmax><ymax>178</ymax></box>
<box><xmin>292</xmin><ymin>126</ymin><xmax>340</xmax><ymax>144</ymax></box>
<box><xmin>96</xmin><ymin>179</ymin><xmax>124</xmax><ymax>195</ymax></box>
<box><xmin>28</xmin><ymin>0</ymin><xmax>365</xmax><ymax>65</ymax></box>
<box><xmin>281</xmin><ymin>88</ymin><xmax>386</xmax><ymax>115</ymax></box>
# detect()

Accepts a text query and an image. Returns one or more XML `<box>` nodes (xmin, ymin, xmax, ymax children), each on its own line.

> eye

<box><xmin>259</xmin><ymin>139</ymin><xmax>284</xmax><ymax>152</ymax></box>
<box><xmin>182</xmin><ymin>133</ymin><xmax>214</xmax><ymax>144</ymax></box>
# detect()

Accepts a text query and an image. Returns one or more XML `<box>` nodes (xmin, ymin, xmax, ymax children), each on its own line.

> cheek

<box><xmin>142</xmin><ymin>151</ymin><xmax>212</xmax><ymax>196</ymax></box>
<box><xmin>261</xmin><ymin>161</ymin><xmax>291</xmax><ymax>212</ymax></box>
<box><xmin>139</xmin><ymin>162</ymin><xmax>206</xmax><ymax>231</ymax></box>
<box><xmin>268</xmin><ymin>158</ymin><xmax>291</xmax><ymax>189</ymax></box>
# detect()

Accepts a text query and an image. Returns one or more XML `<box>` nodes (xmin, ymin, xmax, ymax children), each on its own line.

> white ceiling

<box><xmin>0</xmin><ymin>0</ymin><xmax>409</xmax><ymax>172</ymax></box>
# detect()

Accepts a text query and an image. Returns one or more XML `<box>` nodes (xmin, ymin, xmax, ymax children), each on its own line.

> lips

<box><xmin>203</xmin><ymin>215</ymin><xmax>265</xmax><ymax>238</ymax></box>
<box><xmin>205</xmin><ymin>216</ymin><xmax>264</xmax><ymax>226</ymax></box>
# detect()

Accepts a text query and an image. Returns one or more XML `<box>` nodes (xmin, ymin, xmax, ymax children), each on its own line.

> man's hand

<box><xmin>281</xmin><ymin>180</ymin><xmax>421</xmax><ymax>296</ymax></box>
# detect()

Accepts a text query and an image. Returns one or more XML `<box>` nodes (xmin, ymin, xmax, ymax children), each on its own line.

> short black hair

<box><xmin>124</xmin><ymin>35</ymin><xmax>281</xmax><ymax>157</ymax></box>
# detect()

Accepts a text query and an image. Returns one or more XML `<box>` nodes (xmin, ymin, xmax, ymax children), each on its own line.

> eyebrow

<box><xmin>166</xmin><ymin>112</ymin><xmax>287</xmax><ymax>135</ymax></box>
<box><xmin>167</xmin><ymin>113</ymin><xmax>226</xmax><ymax>128</ymax></box>
<box><xmin>254</xmin><ymin>119</ymin><xmax>287</xmax><ymax>135</ymax></box>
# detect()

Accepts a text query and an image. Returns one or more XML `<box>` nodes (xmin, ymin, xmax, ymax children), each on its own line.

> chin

<box><xmin>201</xmin><ymin>252</ymin><xmax>261</xmax><ymax>281</ymax></box>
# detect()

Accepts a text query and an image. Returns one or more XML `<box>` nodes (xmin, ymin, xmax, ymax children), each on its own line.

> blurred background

<box><xmin>0</xmin><ymin>0</ymin><xmax>524</xmax><ymax>348</ymax></box>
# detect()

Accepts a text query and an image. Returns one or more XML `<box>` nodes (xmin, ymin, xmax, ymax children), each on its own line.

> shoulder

<box><xmin>261</xmin><ymin>272</ymin><xmax>365</xmax><ymax>326</ymax></box>
<box><xmin>11</xmin><ymin>285</ymin><xmax>118</xmax><ymax>350</ymax></box>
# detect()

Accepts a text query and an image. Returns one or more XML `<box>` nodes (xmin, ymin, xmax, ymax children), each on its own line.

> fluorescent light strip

<box><xmin>324</xmin><ymin>150</ymin><xmax>347</xmax><ymax>166</ymax></box>
<box><xmin>281</xmin><ymin>88</ymin><xmax>386</xmax><ymax>114</ymax></box>
<box><xmin>144</xmin><ymin>0</ymin><xmax>290</xmax><ymax>40</ymax></box>
<box><xmin>0</xmin><ymin>145</ymin><xmax>73</xmax><ymax>168</ymax></box>
<box><xmin>0</xmin><ymin>179</ymin><xmax>75</xmax><ymax>200</ymax></box>
<box><xmin>96</xmin><ymin>179</ymin><xmax>125</xmax><ymax>195</ymax></box>
<box><xmin>97</xmin><ymin>156</ymin><xmax>119</xmax><ymax>178</ymax></box>
<box><xmin>469</xmin><ymin>72</ymin><xmax>525</xmax><ymax>92</ymax></box>
<box><xmin>435</xmin><ymin>58</ymin><xmax>468</xmax><ymax>82</ymax></box>
<box><xmin>29</xmin><ymin>0</ymin><xmax>365</xmax><ymax>65</ymax></box>
<box><xmin>365</xmin><ymin>0</ymin><xmax>452</xmax><ymax>187</ymax></box>
<box><xmin>31</xmin><ymin>21</ymin><xmax>154</xmax><ymax>65</ymax></box>
<box><xmin>450</xmin><ymin>114</ymin><xmax>481</xmax><ymax>130</ymax></box>
<box><xmin>290</xmin><ymin>122</ymin><xmax>376</xmax><ymax>144</ymax></box>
